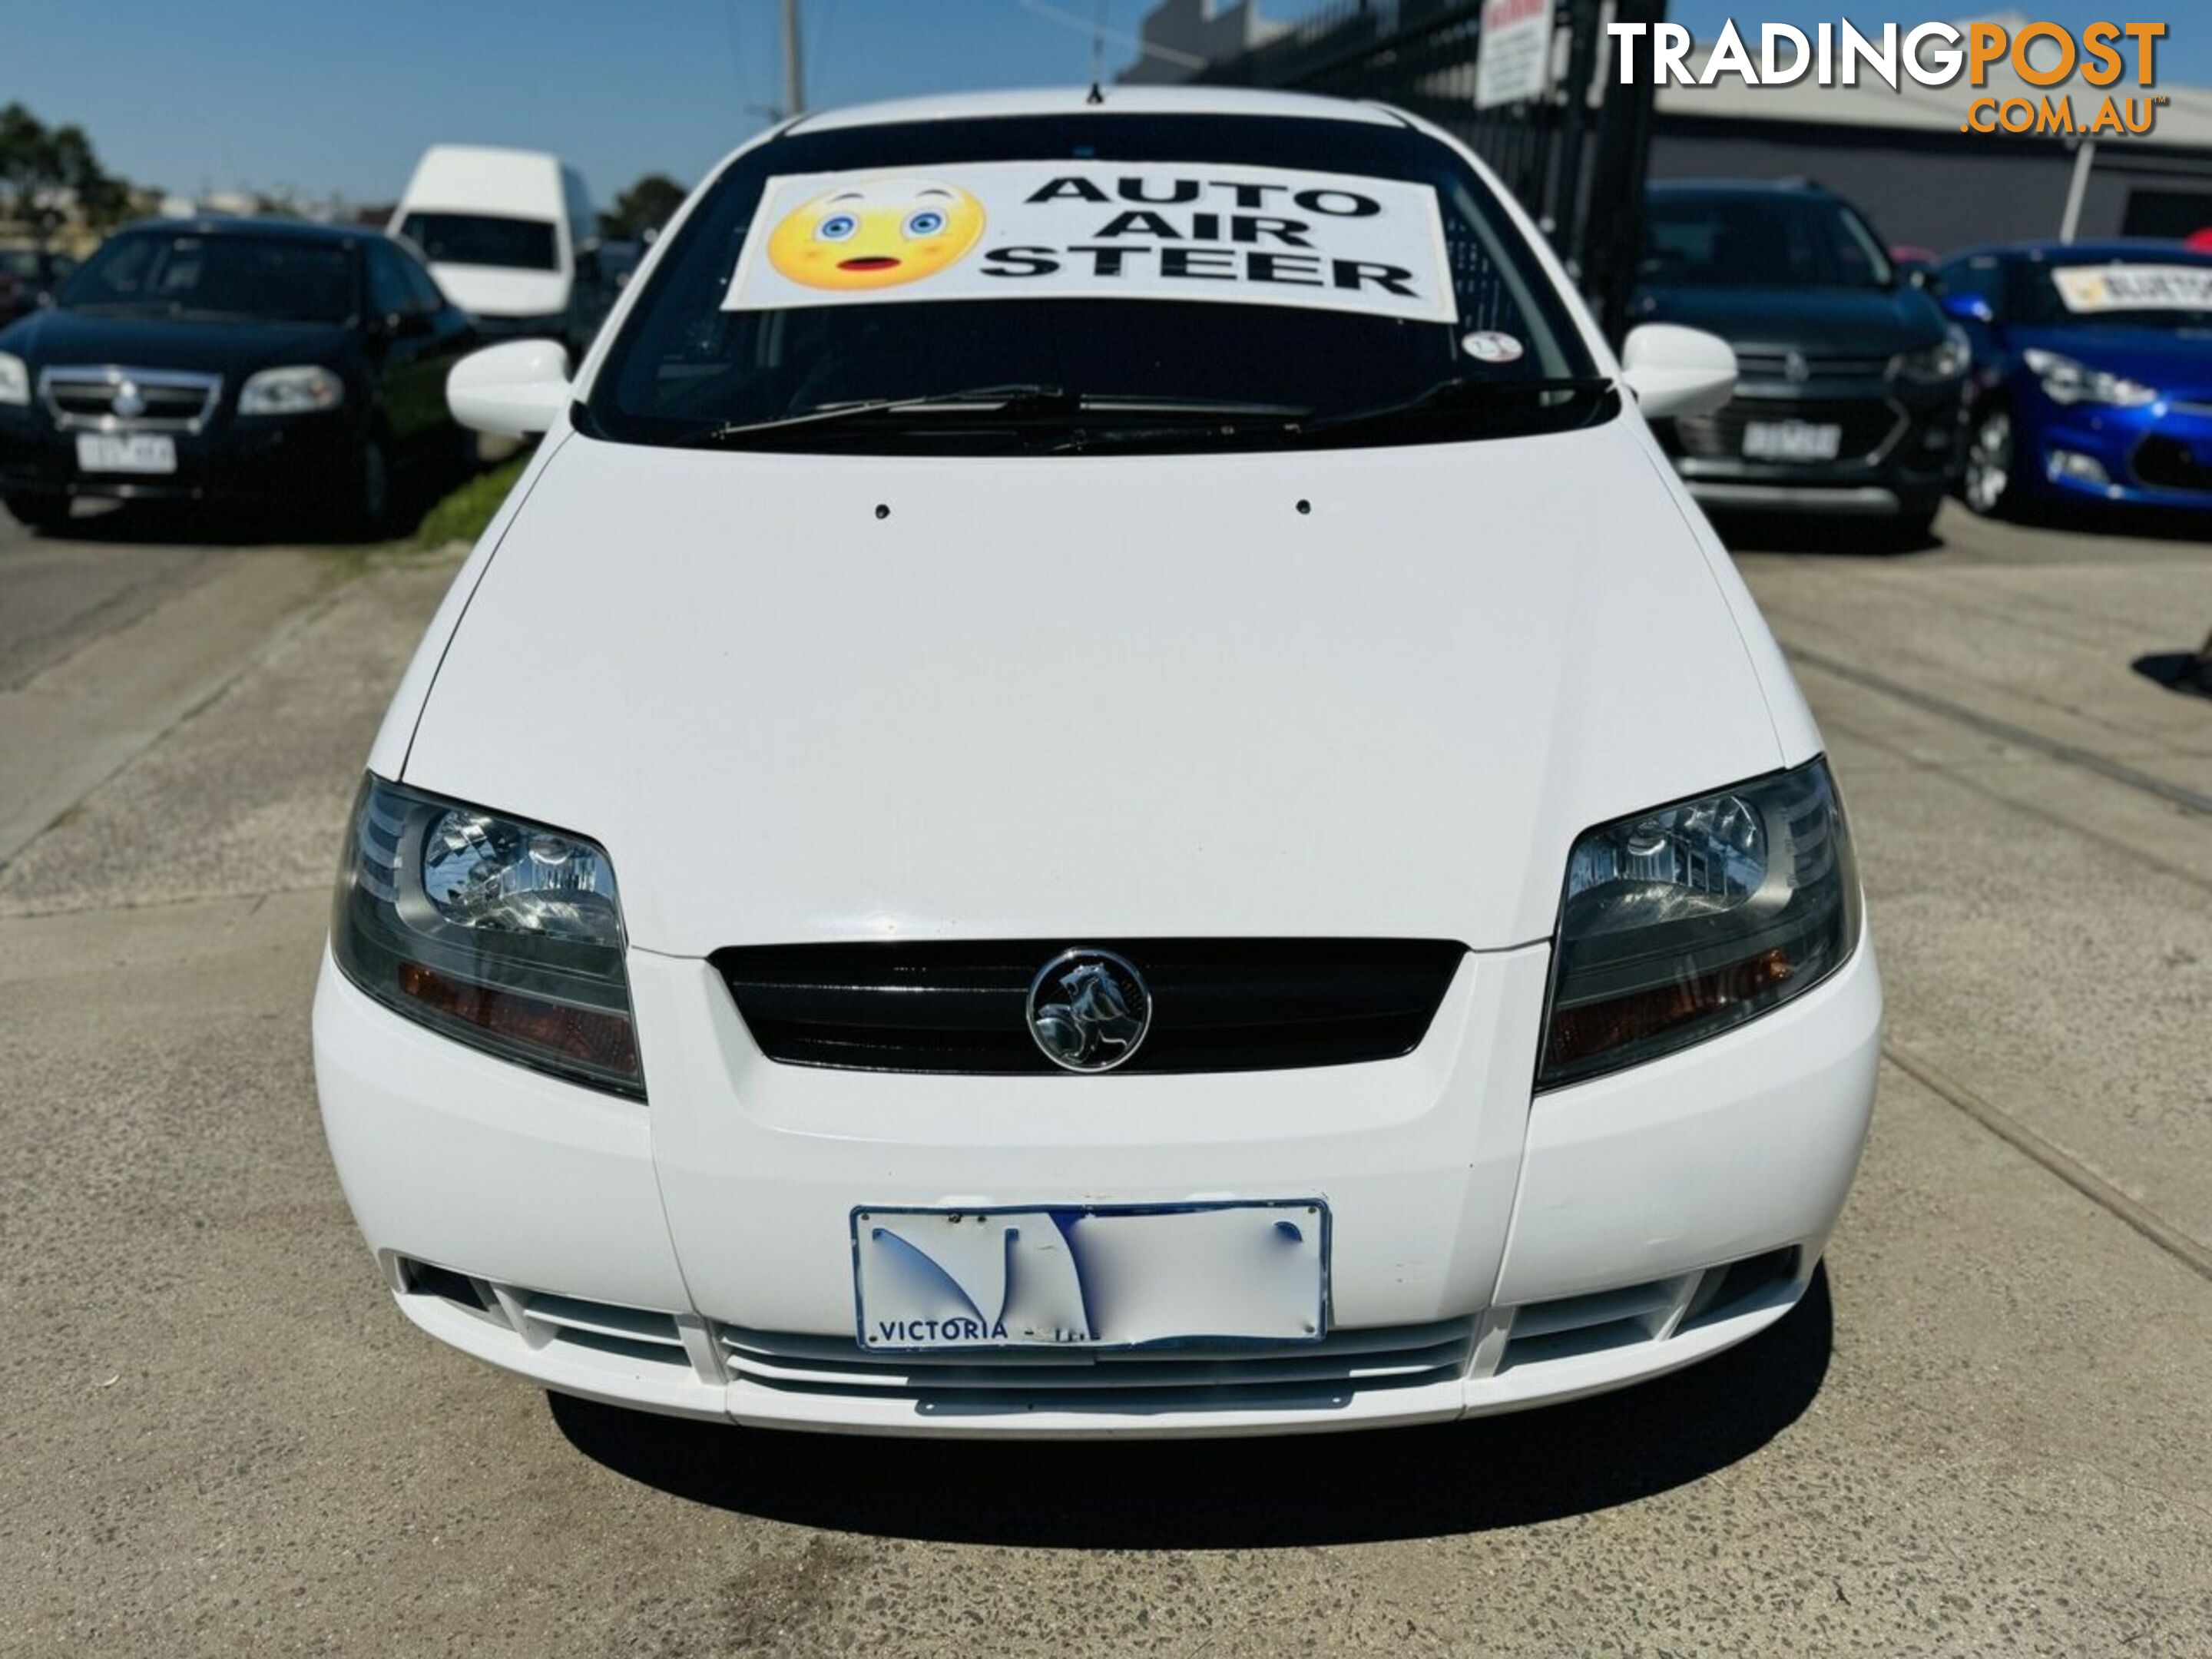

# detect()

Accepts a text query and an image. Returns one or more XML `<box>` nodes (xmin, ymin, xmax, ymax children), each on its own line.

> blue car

<box><xmin>1939</xmin><ymin>240</ymin><xmax>2212</xmax><ymax>521</ymax></box>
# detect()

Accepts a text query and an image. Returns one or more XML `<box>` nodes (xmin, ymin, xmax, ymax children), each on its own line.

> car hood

<box><xmin>427</xmin><ymin>263</ymin><xmax>571</xmax><ymax>320</ymax></box>
<box><xmin>402</xmin><ymin>423</ymin><xmax>1788</xmax><ymax>954</ymax></box>
<box><xmin>2008</xmin><ymin>323</ymin><xmax>2212</xmax><ymax>400</ymax></box>
<box><xmin>1637</xmin><ymin>284</ymin><xmax>1943</xmax><ymax>355</ymax></box>
<box><xmin>2</xmin><ymin>307</ymin><xmax>353</xmax><ymax>376</ymax></box>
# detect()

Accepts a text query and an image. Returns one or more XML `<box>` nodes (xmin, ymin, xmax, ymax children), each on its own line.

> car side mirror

<box><xmin>1619</xmin><ymin>323</ymin><xmax>1737</xmax><ymax>420</ymax></box>
<box><xmin>382</xmin><ymin>310</ymin><xmax>435</xmax><ymax>339</ymax></box>
<box><xmin>447</xmin><ymin>339</ymin><xmax>571</xmax><ymax>437</ymax></box>
<box><xmin>1896</xmin><ymin>259</ymin><xmax>1941</xmax><ymax>293</ymax></box>
<box><xmin>1942</xmin><ymin>291</ymin><xmax>1994</xmax><ymax>325</ymax></box>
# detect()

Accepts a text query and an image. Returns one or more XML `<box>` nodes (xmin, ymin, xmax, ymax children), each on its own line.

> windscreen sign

<box><xmin>723</xmin><ymin>161</ymin><xmax>1458</xmax><ymax>325</ymax></box>
<box><xmin>2054</xmin><ymin>263</ymin><xmax>2212</xmax><ymax>313</ymax></box>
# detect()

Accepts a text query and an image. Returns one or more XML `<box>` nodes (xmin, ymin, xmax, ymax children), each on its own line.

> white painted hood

<box><xmin>402</xmin><ymin>423</ymin><xmax>1789</xmax><ymax>955</ymax></box>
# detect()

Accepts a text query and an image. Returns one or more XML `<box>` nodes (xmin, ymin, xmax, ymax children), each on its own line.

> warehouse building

<box><xmin>1651</xmin><ymin>12</ymin><xmax>2212</xmax><ymax>253</ymax></box>
<box><xmin>1121</xmin><ymin>4</ymin><xmax>2212</xmax><ymax>255</ymax></box>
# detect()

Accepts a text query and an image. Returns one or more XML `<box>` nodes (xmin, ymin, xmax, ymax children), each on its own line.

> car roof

<box><xmin>397</xmin><ymin>144</ymin><xmax>571</xmax><ymax>219</ymax></box>
<box><xmin>118</xmin><ymin>216</ymin><xmax>383</xmax><ymax>248</ymax></box>
<box><xmin>1945</xmin><ymin>238</ymin><xmax>2212</xmax><ymax>266</ymax></box>
<box><xmin>784</xmin><ymin>84</ymin><xmax>1406</xmax><ymax>135</ymax></box>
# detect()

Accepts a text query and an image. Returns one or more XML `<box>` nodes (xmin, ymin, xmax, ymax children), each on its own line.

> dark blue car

<box><xmin>1939</xmin><ymin>240</ymin><xmax>2212</xmax><ymax>520</ymax></box>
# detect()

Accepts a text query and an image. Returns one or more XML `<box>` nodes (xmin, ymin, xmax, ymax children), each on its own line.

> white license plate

<box><xmin>75</xmin><ymin>433</ymin><xmax>177</xmax><ymax>475</ymax></box>
<box><xmin>1742</xmin><ymin>420</ymin><xmax>1843</xmax><ymax>462</ymax></box>
<box><xmin>853</xmin><ymin>1201</ymin><xmax>1327</xmax><ymax>1351</ymax></box>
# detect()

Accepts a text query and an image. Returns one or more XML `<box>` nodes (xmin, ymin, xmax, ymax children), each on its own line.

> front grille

<box><xmin>2132</xmin><ymin>435</ymin><xmax>2212</xmax><ymax>494</ymax></box>
<box><xmin>38</xmin><ymin>365</ymin><xmax>221</xmax><ymax>432</ymax></box>
<box><xmin>713</xmin><ymin>939</ymin><xmax>1466</xmax><ymax>1075</ymax></box>
<box><xmin>1670</xmin><ymin>396</ymin><xmax>1905</xmax><ymax>465</ymax></box>
<box><xmin>1732</xmin><ymin>348</ymin><xmax>1892</xmax><ymax>381</ymax></box>
<box><xmin>720</xmin><ymin>1319</ymin><xmax>1475</xmax><ymax>1409</ymax></box>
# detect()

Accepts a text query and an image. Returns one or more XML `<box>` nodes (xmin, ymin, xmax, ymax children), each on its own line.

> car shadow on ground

<box><xmin>551</xmin><ymin>1267</ymin><xmax>1834</xmax><ymax>1548</ymax></box>
<box><xmin>1706</xmin><ymin>510</ymin><xmax>1944</xmax><ymax>558</ymax></box>
<box><xmin>2043</xmin><ymin>502</ymin><xmax>2212</xmax><ymax>545</ymax></box>
<box><xmin>1711</xmin><ymin>502</ymin><xmax>2210</xmax><ymax>557</ymax></box>
<box><xmin>2133</xmin><ymin>647</ymin><xmax>2212</xmax><ymax>701</ymax></box>
<box><xmin>10</xmin><ymin>459</ymin><xmax>471</xmax><ymax>550</ymax></box>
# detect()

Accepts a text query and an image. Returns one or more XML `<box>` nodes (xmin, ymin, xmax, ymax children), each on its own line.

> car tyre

<box><xmin>2</xmin><ymin>492</ymin><xmax>71</xmax><ymax>533</ymax></box>
<box><xmin>1961</xmin><ymin>403</ymin><xmax>2018</xmax><ymax>519</ymax></box>
<box><xmin>342</xmin><ymin>434</ymin><xmax>396</xmax><ymax>540</ymax></box>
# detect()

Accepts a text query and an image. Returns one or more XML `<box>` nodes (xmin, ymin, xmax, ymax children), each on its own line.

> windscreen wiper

<box><xmin>1301</xmin><ymin>375</ymin><xmax>1616</xmax><ymax>439</ymax></box>
<box><xmin>689</xmin><ymin>387</ymin><xmax>1310</xmax><ymax>447</ymax></box>
<box><xmin>692</xmin><ymin>384</ymin><xmax>1080</xmax><ymax>445</ymax></box>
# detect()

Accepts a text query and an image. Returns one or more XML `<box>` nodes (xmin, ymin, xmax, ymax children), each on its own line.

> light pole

<box><xmin>783</xmin><ymin>0</ymin><xmax>805</xmax><ymax>118</ymax></box>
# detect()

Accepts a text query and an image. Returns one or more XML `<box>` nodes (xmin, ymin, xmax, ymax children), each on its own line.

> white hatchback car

<box><xmin>316</xmin><ymin>86</ymin><xmax>1880</xmax><ymax>1439</ymax></box>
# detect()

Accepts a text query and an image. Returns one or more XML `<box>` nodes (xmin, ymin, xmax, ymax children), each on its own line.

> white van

<box><xmin>391</xmin><ymin>145</ymin><xmax>601</xmax><ymax>351</ymax></box>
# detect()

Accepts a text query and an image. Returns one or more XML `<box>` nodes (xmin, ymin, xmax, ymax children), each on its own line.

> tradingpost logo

<box><xmin>1608</xmin><ymin>17</ymin><xmax>2171</xmax><ymax>136</ymax></box>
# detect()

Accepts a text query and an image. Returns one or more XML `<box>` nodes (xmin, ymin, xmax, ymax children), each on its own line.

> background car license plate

<box><xmin>75</xmin><ymin>433</ymin><xmax>177</xmax><ymax>475</ymax></box>
<box><xmin>853</xmin><ymin>1200</ymin><xmax>1327</xmax><ymax>1351</ymax></box>
<box><xmin>1742</xmin><ymin>420</ymin><xmax>1843</xmax><ymax>462</ymax></box>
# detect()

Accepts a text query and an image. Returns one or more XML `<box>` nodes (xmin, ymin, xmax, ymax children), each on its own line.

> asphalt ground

<box><xmin>2</xmin><ymin>498</ymin><xmax>2207</xmax><ymax>1656</ymax></box>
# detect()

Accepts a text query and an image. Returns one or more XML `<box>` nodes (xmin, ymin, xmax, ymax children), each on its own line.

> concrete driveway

<box><xmin>2</xmin><ymin>502</ymin><xmax>2207</xmax><ymax>1657</ymax></box>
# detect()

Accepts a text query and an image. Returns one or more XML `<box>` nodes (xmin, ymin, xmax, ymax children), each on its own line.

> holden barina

<box><xmin>313</xmin><ymin>87</ymin><xmax>1880</xmax><ymax>1439</ymax></box>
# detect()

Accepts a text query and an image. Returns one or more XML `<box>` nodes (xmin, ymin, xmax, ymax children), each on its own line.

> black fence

<box><xmin>1194</xmin><ymin>0</ymin><xmax>1665</xmax><ymax>340</ymax></box>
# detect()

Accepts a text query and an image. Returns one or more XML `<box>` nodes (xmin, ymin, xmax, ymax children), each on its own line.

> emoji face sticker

<box><xmin>766</xmin><ymin>178</ymin><xmax>986</xmax><ymax>291</ymax></box>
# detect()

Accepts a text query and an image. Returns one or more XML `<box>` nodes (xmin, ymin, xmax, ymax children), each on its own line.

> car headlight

<box><xmin>1891</xmin><ymin>325</ymin><xmax>1971</xmax><ymax>384</ymax></box>
<box><xmin>2023</xmin><ymin>348</ymin><xmax>2156</xmax><ymax>408</ymax></box>
<box><xmin>331</xmin><ymin>775</ymin><xmax>644</xmax><ymax>1098</ymax></box>
<box><xmin>239</xmin><ymin>364</ymin><xmax>345</xmax><ymax>416</ymax></box>
<box><xmin>0</xmin><ymin>351</ymin><xmax>28</xmax><ymax>406</ymax></box>
<box><xmin>1538</xmin><ymin>757</ymin><xmax>1862</xmax><ymax>1091</ymax></box>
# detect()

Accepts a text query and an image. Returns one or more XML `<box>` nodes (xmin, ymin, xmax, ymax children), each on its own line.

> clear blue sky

<box><xmin>3</xmin><ymin>1</ymin><xmax>2204</xmax><ymax>207</ymax></box>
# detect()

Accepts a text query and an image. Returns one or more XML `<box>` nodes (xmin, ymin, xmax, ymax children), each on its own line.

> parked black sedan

<box><xmin>0</xmin><ymin>218</ymin><xmax>475</xmax><ymax>533</ymax></box>
<box><xmin>1636</xmin><ymin>180</ymin><xmax>1969</xmax><ymax>538</ymax></box>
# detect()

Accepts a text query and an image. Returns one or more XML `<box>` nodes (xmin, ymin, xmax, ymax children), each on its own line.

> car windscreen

<box><xmin>2009</xmin><ymin>257</ymin><xmax>2212</xmax><ymax>329</ymax></box>
<box><xmin>63</xmin><ymin>233</ymin><xmax>356</xmax><ymax>323</ymax></box>
<box><xmin>1641</xmin><ymin>195</ymin><xmax>1892</xmax><ymax>290</ymax></box>
<box><xmin>399</xmin><ymin>212</ymin><xmax>560</xmax><ymax>272</ymax></box>
<box><xmin>581</xmin><ymin>113</ymin><xmax>1609</xmax><ymax>456</ymax></box>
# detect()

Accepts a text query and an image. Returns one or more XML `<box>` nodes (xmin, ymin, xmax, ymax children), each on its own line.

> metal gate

<box><xmin>1194</xmin><ymin>0</ymin><xmax>1666</xmax><ymax>341</ymax></box>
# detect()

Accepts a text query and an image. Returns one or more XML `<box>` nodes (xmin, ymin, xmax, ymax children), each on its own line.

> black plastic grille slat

<box><xmin>714</xmin><ymin>939</ymin><xmax>1466</xmax><ymax>1075</ymax></box>
<box><xmin>1733</xmin><ymin>351</ymin><xmax>1891</xmax><ymax>380</ymax></box>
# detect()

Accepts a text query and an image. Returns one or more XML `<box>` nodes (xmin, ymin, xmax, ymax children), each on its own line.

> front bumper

<box><xmin>2015</xmin><ymin>395</ymin><xmax>2212</xmax><ymax>512</ymax></box>
<box><xmin>0</xmin><ymin>406</ymin><xmax>358</xmax><ymax>506</ymax></box>
<box><xmin>1661</xmin><ymin>376</ymin><xmax>1962</xmax><ymax>518</ymax></box>
<box><xmin>313</xmin><ymin>935</ymin><xmax>1882</xmax><ymax>1438</ymax></box>
<box><xmin>1684</xmin><ymin>482</ymin><xmax>1916</xmax><ymax>515</ymax></box>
